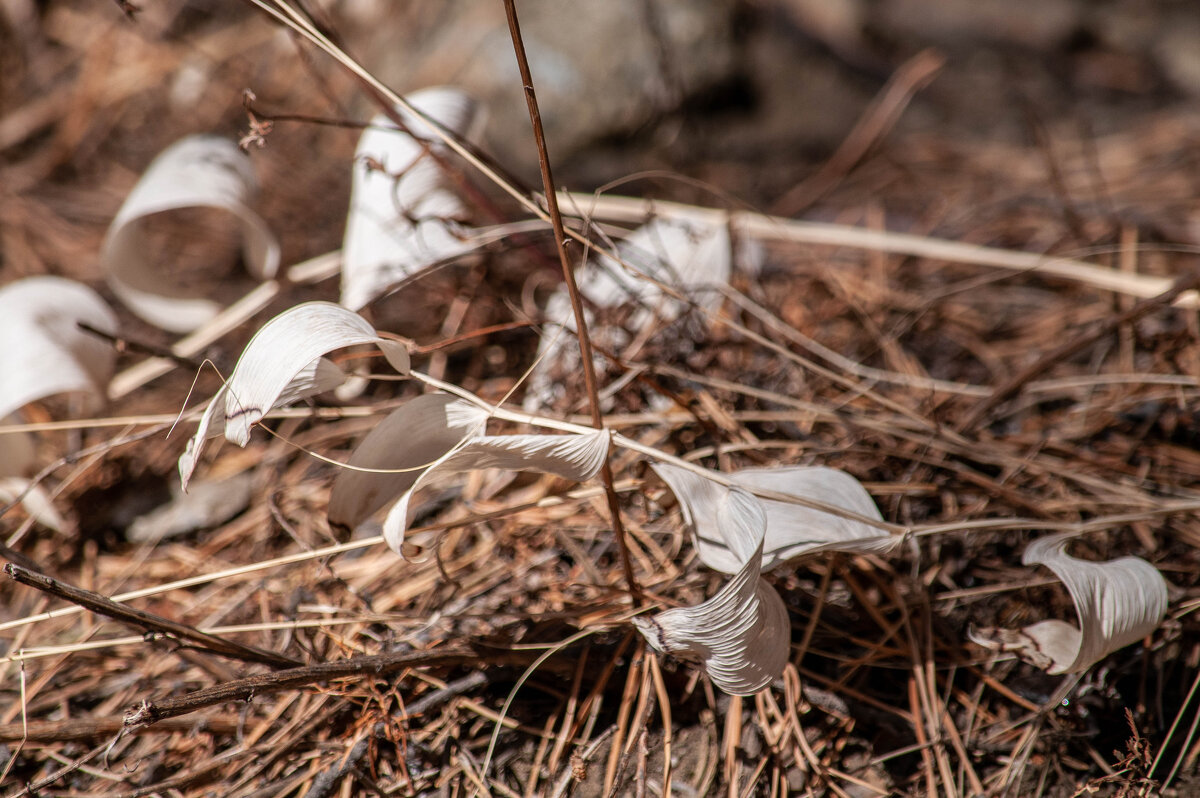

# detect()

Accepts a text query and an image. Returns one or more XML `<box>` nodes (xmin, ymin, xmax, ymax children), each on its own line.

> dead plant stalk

<box><xmin>500</xmin><ymin>0</ymin><xmax>640</xmax><ymax>603</ymax></box>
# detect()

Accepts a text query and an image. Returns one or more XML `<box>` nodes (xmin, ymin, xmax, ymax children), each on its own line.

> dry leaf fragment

<box><xmin>377</xmin><ymin>427</ymin><xmax>610</xmax><ymax>554</ymax></box>
<box><xmin>969</xmin><ymin>533</ymin><xmax>1169</xmax><ymax>674</ymax></box>
<box><xmin>634</xmin><ymin>468</ymin><xmax>790</xmax><ymax>695</ymax></box>
<box><xmin>101</xmin><ymin>135</ymin><xmax>279</xmax><ymax>332</ymax></box>
<box><xmin>178</xmin><ymin>302</ymin><xmax>408</xmax><ymax>488</ymax></box>
<box><xmin>329</xmin><ymin>394</ymin><xmax>609</xmax><ymax>553</ymax></box>
<box><xmin>652</xmin><ymin>462</ymin><xmax>895</xmax><ymax>574</ymax></box>
<box><xmin>341</xmin><ymin>87</ymin><xmax>482</xmax><ymax>310</ymax></box>
<box><xmin>0</xmin><ymin>477</ymin><xmax>66</xmax><ymax>532</ymax></box>
<box><xmin>327</xmin><ymin>393</ymin><xmax>490</xmax><ymax>535</ymax></box>
<box><xmin>526</xmin><ymin>216</ymin><xmax>746</xmax><ymax>411</ymax></box>
<box><xmin>0</xmin><ymin>277</ymin><xmax>118</xmax><ymax>476</ymax></box>
<box><xmin>0</xmin><ymin>277</ymin><xmax>119</xmax><ymax>423</ymax></box>
<box><xmin>634</xmin><ymin>544</ymin><xmax>791</xmax><ymax>696</ymax></box>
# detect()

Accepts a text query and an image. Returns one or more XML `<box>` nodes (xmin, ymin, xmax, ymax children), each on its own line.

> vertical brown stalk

<box><xmin>500</xmin><ymin>0</ymin><xmax>640</xmax><ymax>601</ymax></box>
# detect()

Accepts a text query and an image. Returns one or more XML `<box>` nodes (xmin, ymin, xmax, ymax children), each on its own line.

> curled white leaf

<box><xmin>525</xmin><ymin>216</ymin><xmax>741</xmax><ymax>411</ymax></box>
<box><xmin>970</xmin><ymin>533</ymin><xmax>1168</xmax><ymax>674</ymax></box>
<box><xmin>177</xmin><ymin>303</ymin><xmax>408</xmax><ymax>488</ymax></box>
<box><xmin>327</xmin><ymin>394</ymin><xmax>490</xmax><ymax>534</ymax></box>
<box><xmin>379</xmin><ymin>427</ymin><xmax>611</xmax><ymax>554</ymax></box>
<box><xmin>0</xmin><ymin>277</ymin><xmax>118</xmax><ymax>475</ymax></box>
<box><xmin>101</xmin><ymin>135</ymin><xmax>280</xmax><ymax>332</ymax></box>
<box><xmin>0</xmin><ymin>477</ymin><xmax>66</xmax><ymax>532</ymax></box>
<box><xmin>179</xmin><ymin>356</ymin><xmax>348</xmax><ymax>491</ymax></box>
<box><xmin>633</xmin><ymin>474</ymin><xmax>789</xmax><ymax>695</ymax></box>
<box><xmin>329</xmin><ymin>396</ymin><xmax>609</xmax><ymax>553</ymax></box>
<box><xmin>635</xmin><ymin>545</ymin><xmax>790</xmax><ymax>696</ymax></box>
<box><xmin>341</xmin><ymin>87</ymin><xmax>482</xmax><ymax>310</ymax></box>
<box><xmin>653</xmin><ymin>462</ymin><xmax>895</xmax><ymax>574</ymax></box>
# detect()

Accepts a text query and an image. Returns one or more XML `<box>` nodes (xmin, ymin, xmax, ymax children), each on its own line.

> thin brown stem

<box><xmin>500</xmin><ymin>0</ymin><xmax>640</xmax><ymax>602</ymax></box>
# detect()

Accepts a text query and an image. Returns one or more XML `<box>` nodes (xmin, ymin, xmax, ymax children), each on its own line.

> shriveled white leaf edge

<box><xmin>179</xmin><ymin>356</ymin><xmax>348</xmax><ymax>491</ymax></box>
<box><xmin>0</xmin><ymin>277</ymin><xmax>118</xmax><ymax>476</ymax></box>
<box><xmin>0</xmin><ymin>477</ymin><xmax>66</xmax><ymax>532</ymax></box>
<box><xmin>178</xmin><ymin>302</ymin><xmax>408</xmax><ymax>489</ymax></box>
<box><xmin>0</xmin><ymin>277</ymin><xmax>119</xmax><ymax>422</ymax></box>
<box><xmin>969</xmin><ymin>532</ymin><xmax>1168</xmax><ymax>674</ymax></box>
<box><xmin>634</xmin><ymin>471</ymin><xmax>789</xmax><ymax>695</ymax></box>
<box><xmin>101</xmin><ymin>135</ymin><xmax>280</xmax><ymax>332</ymax></box>
<box><xmin>525</xmin><ymin>216</ymin><xmax>741</xmax><ymax>412</ymax></box>
<box><xmin>378</xmin><ymin>427</ymin><xmax>612</xmax><ymax>555</ymax></box>
<box><xmin>328</xmin><ymin>393</ymin><xmax>490</xmax><ymax>533</ymax></box>
<box><xmin>652</xmin><ymin>461</ymin><xmax>897</xmax><ymax>575</ymax></box>
<box><xmin>341</xmin><ymin>87</ymin><xmax>483</xmax><ymax>311</ymax></box>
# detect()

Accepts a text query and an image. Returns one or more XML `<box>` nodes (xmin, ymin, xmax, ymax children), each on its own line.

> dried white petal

<box><xmin>635</xmin><ymin>553</ymin><xmax>790</xmax><ymax>696</ymax></box>
<box><xmin>178</xmin><ymin>357</ymin><xmax>348</xmax><ymax>490</ymax></box>
<box><xmin>0</xmin><ymin>277</ymin><xmax>118</xmax><ymax>475</ymax></box>
<box><xmin>525</xmin><ymin>216</ymin><xmax>734</xmax><ymax>412</ymax></box>
<box><xmin>178</xmin><ymin>303</ymin><xmax>407</xmax><ymax>488</ymax></box>
<box><xmin>0</xmin><ymin>277</ymin><xmax>118</xmax><ymax>421</ymax></box>
<box><xmin>0</xmin><ymin>477</ymin><xmax>66</xmax><ymax>532</ymax></box>
<box><xmin>632</xmin><ymin>474</ymin><xmax>789</xmax><ymax>695</ymax></box>
<box><xmin>219</xmin><ymin>302</ymin><xmax>409</xmax><ymax>446</ymax></box>
<box><xmin>341</xmin><ymin>88</ymin><xmax>482</xmax><ymax>310</ymax></box>
<box><xmin>328</xmin><ymin>394</ymin><xmax>489</xmax><ymax>534</ymax></box>
<box><xmin>101</xmin><ymin>135</ymin><xmax>279</xmax><ymax>332</ymax></box>
<box><xmin>367</xmin><ymin>425</ymin><xmax>610</xmax><ymax>554</ymax></box>
<box><xmin>653</xmin><ymin>462</ymin><xmax>895</xmax><ymax>574</ymax></box>
<box><xmin>970</xmin><ymin>533</ymin><xmax>1168</xmax><ymax>674</ymax></box>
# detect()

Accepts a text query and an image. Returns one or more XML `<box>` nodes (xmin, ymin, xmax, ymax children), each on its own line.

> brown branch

<box><xmin>0</xmin><ymin>716</ymin><xmax>240</xmax><ymax>743</ymax></box>
<box><xmin>122</xmin><ymin>645</ymin><xmax>541</xmax><ymax>728</ymax></box>
<box><xmin>958</xmin><ymin>270</ymin><xmax>1200</xmax><ymax>433</ymax></box>
<box><xmin>5</xmin><ymin>564</ymin><xmax>302</xmax><ymax>670</ymax></box>
<box><xmin>501</xmin><ymin>0</ymin><xmax>641</xmax><ymax>603</ymax></box>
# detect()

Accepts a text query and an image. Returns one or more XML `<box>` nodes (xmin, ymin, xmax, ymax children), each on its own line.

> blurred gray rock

<box><xmin>878</xmin><ymin>0</ymin><xmax>1082</xmax><ymax>50</ymax></box>
<box><xmin>350</xmin><ymin>0</ymin><xmax>738</xmax><ymax>176</ymax></box>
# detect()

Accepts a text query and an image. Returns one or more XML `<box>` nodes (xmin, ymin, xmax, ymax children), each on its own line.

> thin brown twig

<box><xmin>500</xmin><ymin>0</ymin><xmax>640</xmax><ymax>603</ymax></box>
<box><xmin>958</xmin><ymin>269</ymin><xmax>1200</xmax><ymax>432</ymax></box>
<box><xmin>121</xmin><ymin>644</ymin><xmax>543</xmax><ymax>728</ymax></box>
<box><xmin>5</xmin><ymin>563</ymin><xmax>302</xmax><ymax>669</ymax></box>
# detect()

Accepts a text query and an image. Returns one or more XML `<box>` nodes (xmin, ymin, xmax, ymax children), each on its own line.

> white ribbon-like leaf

<box><xmin>178</xmin><ymin>302</ymin><xmax>408</xmax><ymax>488</ymax></box>
<box><xmin>179</xmin><ymin>356</ymin><xmax>346</xmax><ymax>491</ymax></box>
<box><xmin>101</xmin><ymin>135</ymin><xmax>280</xmax><ymax>332</ymax></box>
<box><xmin>0</xmin><ymin>277</ymin><xmax>118</xmax><ymax>476</ymax></box>
<box><xmin>341</xmin><ymin>87</ymin><xmax>482</xmax><ymax>310</ymax></box>
<box><xmin>378</xmin><ymin>427</ymin><xmax>611</xmax><ymax>554</ymax></box>
<box><xmin>635</xmin><ymin>544</ymin><xmax>791</xmax><ymax>696</ymax></box>
<box><xmin>970</xmin><ymin>533</ymin><xmax>1168</xmax><ymax>674</ymax></box>
<box><xmin>328</xmin><ymin>394</ymin><xmax>490</xmax><ymax>534</ymax></box>
<box><xmin>0</xmin><ymin>477</ymin><xmax>66</xmax><ymax>532</ymax></box>
<box><xmin>653</xmin><ymin>462</ymin><xmax>896</xmax><ymax>574</ymax></box>
<box><xmin>328</xmin><ymin>395</ymin><xmax>609</xmax><ymax>553</ymax></box>
<box><xmin>525</xmin><ymin>216</ymin><xmax>739</xmax><ymax>411</ymax></box>
<box><xmin>634</xmin><ymin>473</ymin><xmax>790</xmax><ymax>695</ymax></box>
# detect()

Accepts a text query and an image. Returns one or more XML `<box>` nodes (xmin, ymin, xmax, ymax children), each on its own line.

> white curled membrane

<box><xmin>634</xmin><ymin>461</ymin><xmax>895</xmax><ymax>695</ymax></box>
<box><xmin>0</xmin><ymin>277</ymin><xmax>119</xmax><ymax>427</ymax></box>
<box><xmin>101</xmin><ymin>135</ymin><xmax>279</xmax><ymax>332</ymax></box>
<box><xmin>0</xmin><ymin>277</ymin><xmax>118</xmax><ymax>527</ymax></box>
<box><xmin>327</xmin><ymin>393</ymin><xmax>610</xmax><ymax>554</ymax></box>
<box><xmin>652</xmin><ymin>462</ymin><xmax>897</xmax><ymax>574</ymax></box>
<box><xmin>970</xmin><ymin>533</ymin><xmax>1168</xmax><ymax>674</ymax></box>
<box><xmin>525</xmin><ymin>216</ymin><xmax>761</xmax><ymax>412</ymax></box>
<box><xmin>634</xmin><ymin>476</ymin><xmax>789</xmax><ymax>696</ymax></box>
<box><xmin>526</xmin><ymin>218</ymin><xmax>732</xmax><ymax>407</ymax></box>
<box><xmin>178</xmin><ymin>302</ymin><xmax>410</xmax><ymax>489</ymax></box>
<box><xmin>341</xmin><ymin>87</ymin><xmax>483</xmax><ymax>311</ymax></box>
